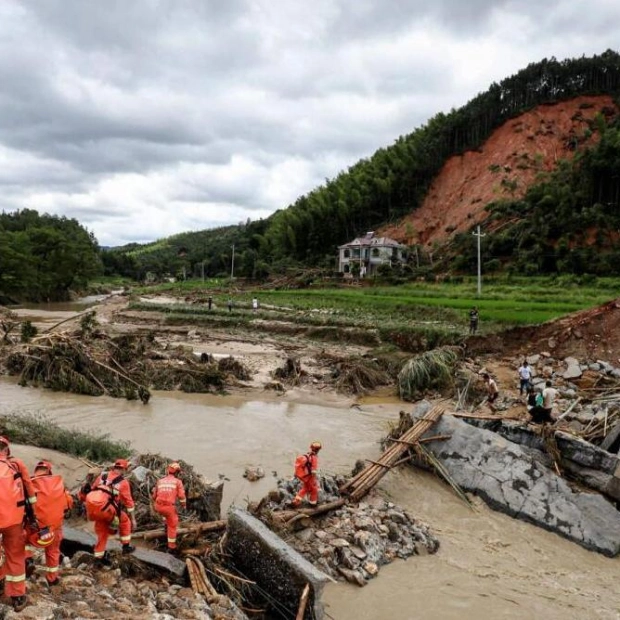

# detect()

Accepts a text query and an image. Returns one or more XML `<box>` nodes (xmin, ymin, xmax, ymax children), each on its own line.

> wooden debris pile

<box><xmin>128</xmin><ymin>453</ymin><xmax>224</xmax><ymax>531</ymax></box>
<box><xmin>273</xmin><ymin>356</ymin><xmax>307</xmax><ymax>386</ymax></box>
<box><xmin>6</xmin><ymin>333</ymin><xmax>151</xmax><ymax>402</ymax></box>
<box><xmin>3</xmin><ymin>330</ymin><xmax>251</xmax><ymax>400</ymax></box>
<box><xmin>317</xmin><ymin>352</ymin><xmax>396</xmax><ymax>394</ymax></box>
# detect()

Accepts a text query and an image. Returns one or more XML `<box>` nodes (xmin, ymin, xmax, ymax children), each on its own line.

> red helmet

<box><xmin>113</xmin><ymin>459</ymin><xmax>129</xmax><ymax>470</ymax></box>
<box><xmin>168</xmin><ymin>462</ymin><xmax>181</xmax><ymax>475</ymax></box>
<box><xmin>35</xmin><ymin>460</ymin><xmax>53</xmax><ymax>474</ymax></box>
<box><xmin>309</xmin><ymin>441</ymin><xmax>322</xmax><ymax>453</ymax></box>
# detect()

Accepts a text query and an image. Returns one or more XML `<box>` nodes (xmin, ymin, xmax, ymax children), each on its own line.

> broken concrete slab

<box><xmin>601</xmin><ymin>421</ymin><xmax>620</xmax><ymax>454</ymax></box>
<box><xmin>62</xmin><ymin>526</ymin><xmax>186</xmax><ymax>578</ymax></box>
<box><xmin>226</xmin><ymin>508</ymin><xmax>330</xmax><ymax>620</ymax></box>
<box><xmin>420</xmin><ymin>416</ymin><xmax>620</xmax><ymax>557</ymax></box>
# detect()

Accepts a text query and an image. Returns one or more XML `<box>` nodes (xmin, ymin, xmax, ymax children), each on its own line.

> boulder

<box><xmin>420</xmin><ymin>416</ymin><xmax>620</xmax><ymax>557</ymax></box>
<box><xmin>563</xmin><ymin>358</ymin><xmax>582</xmax><ymax>380</ymax></box>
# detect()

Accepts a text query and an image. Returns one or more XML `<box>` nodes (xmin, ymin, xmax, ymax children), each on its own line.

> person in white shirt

<box><xmin>518</xmin><ymin>361</ymin><xmax>532</xmax><ymax>395</ymax></box>
<box><xmin>541</xmin><ymin>380</ymin><xmax>557</xmax><ymax>423</ymax></box>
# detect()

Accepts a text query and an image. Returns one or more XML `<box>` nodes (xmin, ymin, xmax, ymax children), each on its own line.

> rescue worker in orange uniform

<box><xmin>0</xmin><ymin>436</ymin><xmax>37</xmax><ymax>612</ymax></box>
<box><xmin>292</xmin><ymin>441</ymin><xmax>322</xmax><ymax>508</ymax></box>
<box><xmin>152</xmin><ymin>462</ymin><xmax>186</xmax><ymax>554</ymax></box>
<box><xmin>80</xmin><ymin>459</ymin><xmax>136</xmax><ymax>564</ymax></box>
<box><xmin>24</xmin><ymin>461</ymin><xmax>73</xmax><ymax>586</ymax></box>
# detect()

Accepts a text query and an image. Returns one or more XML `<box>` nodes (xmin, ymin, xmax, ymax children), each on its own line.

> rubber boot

<box><xmin>12</xmin><ymin>595</ymin><xmax>28</xmax><ymax>612</ymax></box>
<box><xmin>122</xmin><ymin>544</ymin><xmax>136</xmax><ymax>555</ymax></box>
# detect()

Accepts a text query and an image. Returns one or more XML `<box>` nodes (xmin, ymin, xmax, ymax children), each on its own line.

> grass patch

<box><xmin>0</xmin><ymin>412</ymin><xmax>132</xmax><ymax>462</ymax></box>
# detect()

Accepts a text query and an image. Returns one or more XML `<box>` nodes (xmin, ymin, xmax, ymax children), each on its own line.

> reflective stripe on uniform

<box><xmin>94</xmin><ymin>551</ymin><xmax>105</xmax><ymax>558</ymax></box>
<box><xmin>167</xmin><ymin>538</ymin><xmax>176</xmax><ymax>544</ymax></box>
<box><xmin>28</xmin><ymin>496</ymin><xmax>37</xmax><ymax>504</ymax></box>
<box><xmin>126</xmin><ymin>507</ymin><xmax>135</xmax><ymax>513</ymax></box>
<box><xmin>6</xmin><ymin>573</ymin><xmax>26</xmax><ymax>583</ymax></box>
<box><xmin>119</xmin><ymin>535</ymin><xmax>131</xmax><ymax>543</ymax></box>
<box><xmin>43</xmin><ymin>566</ymin><xmax>59</xmax><ymax>573</ymax></box>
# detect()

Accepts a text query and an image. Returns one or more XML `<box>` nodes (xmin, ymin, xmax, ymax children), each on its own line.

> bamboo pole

<box><xmin>296</xmin><ymin>584</ymin><xmax>311</xmax><ymax>620</ymax></box>
<box><xmin>340</xmin><ymin>405</ymin><xmax>444</xmax><ymax>502</ymax></box>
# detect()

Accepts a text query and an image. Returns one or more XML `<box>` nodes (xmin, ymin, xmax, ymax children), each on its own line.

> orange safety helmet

<box><xmin>26</xmin><ymin>526</ymin><xmax>55</xmax><ymax>549</ymax></box>
<box><xmin>113</xmin><ymin>459</ymin><xmax>129</xmax><ymax>470</ymax></box>
<box><xmin>309</xmin><ymin>441</ymin><xmax>322</xmax><ymax>453</ymax></box>
<box><xmin>168</xmin><ymin>462</ymin><xmax>181</xmax><ymax>475</ymax></box>
<box><xmin>35</xmin><ymin>460</ymin><xmax>53</xmax><ymax>474</ymax></box>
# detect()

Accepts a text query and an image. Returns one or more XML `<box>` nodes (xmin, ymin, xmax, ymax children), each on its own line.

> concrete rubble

<box><xmin>417</xmin><ymin>414</ymin><xmax>620</xmax><ymax>557</ymax></box>
<box><xmin>259</xmin><ymin>476</ymin><xmax>439</xmax><ymax>587</ymax></box>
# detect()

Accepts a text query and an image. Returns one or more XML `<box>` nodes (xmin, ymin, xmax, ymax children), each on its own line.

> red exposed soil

<box><xmin>468</xmin><ymin>297</ymin><xmax>620</xmax><ymax>362</ymax></box>
<box><xmin>382</xmin><ymin>95</ymin><xmax>618</xmax><ymax>247</ymax></box>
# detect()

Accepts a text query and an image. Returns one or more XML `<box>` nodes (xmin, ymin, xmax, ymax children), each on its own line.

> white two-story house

<box><xmin>338</xmin><ymin>232</ymin><xmax>407</xmax><ymax>276</ymax></box>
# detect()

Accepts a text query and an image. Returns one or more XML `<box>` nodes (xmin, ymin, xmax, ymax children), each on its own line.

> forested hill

<box><xmin>0</xmin><ymin>210</ymin><xmax>102</xmax><ymax>302</ymax></box>
<box><xmin>105</xmin><ymin>50</ymin><xmax>620</xmax><ymax>280</ymax></box>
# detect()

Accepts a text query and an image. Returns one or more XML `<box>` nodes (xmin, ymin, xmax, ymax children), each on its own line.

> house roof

<box><xmin>338</xmin><ymin>235</ymin><xmax>405</xmax><ymax>250</ymax></box>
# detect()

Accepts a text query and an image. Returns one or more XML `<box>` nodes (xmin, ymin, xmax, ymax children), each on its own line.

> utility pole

<box><xmin>201</xmin><ymin>260</ymin><xmax>205</xmax><ymax>283</ymax></box>
<box><xmin>230</xmin><ymin>244</ymin><xmax>235</xmax><ymax>280</ymax></box>
<box><xmin>472</xmin><ymin>225</ymin><xmax>486</xmax><ymax>296</ymax></box>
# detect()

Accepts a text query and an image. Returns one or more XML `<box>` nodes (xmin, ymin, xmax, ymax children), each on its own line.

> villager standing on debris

<box><xmin>527</xmin><ymin>386</ymin><xmax>551</xmax><ymax>424</ymax></box>
<box><xmin>0</xmin><ymin>436</ymin><xmax>36</xmax><ymax>612</ymax></box>
<box><xmin>25</xmin><ymin>460</ymin><xmax>73</xmax><ymax>586</ymax></box>
<box><xmin>227</xmin><ymin>298</ymin><xmax>233</xmax><ymax>312</ymax></box>
<box><xmin>81</xmin><ymin>459</ymin><xmax>137</xmax><ymax>564</ymax></box>
<box><xmin>482</xmin><ymin>373</ymin><xmax>499</xmax><ymax>406</ymax></box>
<box><xmin>292</xmin><ymin>442</ymin><xmax>322</xmax><ymax>508</ymax></box>
<box><xmin>518</xmin><ymin>360</ymin><xmax>532</xmax><ymax>395</ymax></box>
<box><xmin>207</xmin><ymin>296</ymin><xmax>213</xmax><ymax>310</ymax></box>
<box><xmin>152</xmin><ymin>462</ymin><xmax>187</xmax><ymax>554</ymax></box>
<box><xmin>542</xmin><ymin>380</ymin><xmax>558</xmax><ymax>422</ymax></box>
<box><xmin>469</xmin><ymin>307</ymin><xmax>479</xmax><ymax>335</ymax></box>
<box><xmin>252</xmin><ymin>297</ymin><xmax>259</xmax><ymax>312</ymax></box>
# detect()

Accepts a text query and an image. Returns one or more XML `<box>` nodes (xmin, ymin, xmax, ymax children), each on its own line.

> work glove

<box><xmin>110</xmin><ymin>516</ymin><xmax>120</xmax><ymax>531</ymax></box>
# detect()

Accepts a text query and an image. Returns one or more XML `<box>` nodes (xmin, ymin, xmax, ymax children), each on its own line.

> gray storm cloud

<box><xmin>0</xmin><ymin>0</ymin><xmax>617</xmax><ymax>245</ymax></box>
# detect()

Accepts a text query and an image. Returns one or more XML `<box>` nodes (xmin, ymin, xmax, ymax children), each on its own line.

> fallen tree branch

<box><xmin>132</xmin><ymin>519</ymin><xmax>227</xmax><ymax>540</ymax></box>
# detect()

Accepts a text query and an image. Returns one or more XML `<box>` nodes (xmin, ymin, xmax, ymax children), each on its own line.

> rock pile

<box><xmin>0</xmin><ymin>551</ymin><xmax>247</xmax><ymax>620</ymax></box>
<box><xmin>264</xmin><ymin>477</ymin><xmax>439</xmax><ymax>587</ymax></box>
<box><xmin>506</xmin><ymin>353</ymin><xmax>620</xmax><ymax>443</ymax></box>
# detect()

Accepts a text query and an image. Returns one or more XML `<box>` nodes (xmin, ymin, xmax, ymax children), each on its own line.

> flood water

<box><xmin>2</xmin><ymin>379</ymin><xmax>618</xmax><ymax>619</ymax></box>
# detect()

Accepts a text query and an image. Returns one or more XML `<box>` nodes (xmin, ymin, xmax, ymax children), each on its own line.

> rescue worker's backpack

<box><xmin>0</xmin><ymin>458</ymin><xmax>26</xmax><ymax>529</ymax></box>
<box><xmin>294</xmin><ymin>454</ymin><xmax>312</xmax><ymax>480</ymax></box>
<box><xmin>84</xmin><ymin>473</ymin><xmax>123</xmax><ymax>522</ymax></box>
<box><xmin>31</xmin><ymin>474</ymin><xmax>67</xmax><ymax>529</ymax></box>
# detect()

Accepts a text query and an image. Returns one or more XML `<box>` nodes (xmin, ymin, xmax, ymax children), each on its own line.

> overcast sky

<box><xmin>1</xmin><ymin>1</ymin><xmax>619</xmax><ymax>246</ymax></box>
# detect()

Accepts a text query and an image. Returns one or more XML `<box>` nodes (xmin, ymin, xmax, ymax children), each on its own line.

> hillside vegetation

<box><xmin>100</xmin><ymin>50</ymin><xmax>620</xmax><ymax>280</ymax></box>
<box><xmin>0</xmin><ymin>209</ymin><xmax>102</xmax><ymax>302</ymax></box>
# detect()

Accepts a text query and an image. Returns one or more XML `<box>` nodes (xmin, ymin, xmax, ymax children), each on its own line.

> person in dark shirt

<box><xmin>469</xmin><ymin>307</ymin><xmax>479</xmax><ymax>335</ymax></box>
